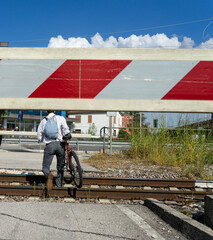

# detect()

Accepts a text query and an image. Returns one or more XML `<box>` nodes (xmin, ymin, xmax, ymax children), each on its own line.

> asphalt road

<box><xmin>1</xmin><ymin>140</ymin><xmax>130</xmax><ymax>152</ymax></box>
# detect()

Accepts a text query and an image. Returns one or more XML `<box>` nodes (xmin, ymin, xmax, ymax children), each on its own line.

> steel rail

<box><xmin>0</xmin><ymin>185</ymin><xmax>209</xmax><ymax>201</ymax></box>
<box><xmin>0</xmin><ymin>174</ymin><xmax>196</xmax><ymax>188</ymax></box>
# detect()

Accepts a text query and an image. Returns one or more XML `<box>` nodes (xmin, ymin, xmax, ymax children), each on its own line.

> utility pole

<box><xmin>109</xmin><ymin>116</ymin><xmax>113</xmax><ymax>155</ymax></box>
<box><xmin>107</xmin><ymin>112</ymin><xmax>116</xmax><ymax>155</ymax></box>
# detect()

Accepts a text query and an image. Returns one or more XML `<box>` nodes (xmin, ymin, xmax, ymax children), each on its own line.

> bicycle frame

<box><xmin>64</xmin><ymin>139</ymin><xmax>83</xmax><ymax>188</ymax></box>
<box><xmin>65</xmin><ymin>139</ymin><xmax>72</xmax><ymax>170</ymax></box>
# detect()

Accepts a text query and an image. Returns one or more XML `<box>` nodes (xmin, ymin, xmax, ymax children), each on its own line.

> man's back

<box><xmin>37</xmin><ymin>112</ymin><xmax>70</xmax><ymax>143</ymax></box>
<box><xmin>37</xmin><ymin>110</ymin><xmax>71</xmax><ymax>187</ymax></box>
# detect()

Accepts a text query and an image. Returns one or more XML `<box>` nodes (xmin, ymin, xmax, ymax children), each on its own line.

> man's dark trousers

<box><xmin>42</xmin><ymin>141</ymin><xmax>65</xmax><ymax>187</ymax></box>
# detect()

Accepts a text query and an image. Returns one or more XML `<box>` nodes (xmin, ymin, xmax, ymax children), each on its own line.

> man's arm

<box><xmin>60</xmin><ymin>117</ymin><xmax>70</xmax><ymax>136</ymax></box>
<box><xmin>37</xmin><ymin>120</ymin><xmax>45</xmax><ymax>142</ymax></box>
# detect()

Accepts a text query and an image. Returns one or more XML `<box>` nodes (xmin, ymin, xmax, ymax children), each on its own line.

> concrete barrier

<box><xmin>144</xmin><ymin>198</ymin><xmax>213</xmax><ymax>240</ymax></box>
<box><xmin>205</xmin><ymin>195</ymin><xmax>213</xmax><ymax>229</ymax></box>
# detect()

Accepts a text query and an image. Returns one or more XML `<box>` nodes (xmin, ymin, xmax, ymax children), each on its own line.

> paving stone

<box><xmin>169</xmin><ymin>187</ymin><xmax>179</xmax><ymax>191</ymax></box>
<box><xmin>90</xmin><ymin>185</ymin><xmax>99</xmax><ymax>189</ymax></box>
<box><xmin>10</xmin><ymin>182</ymin><xmax>21</xmax><ymax>186</ymax></box>
<box><xmin>64</xmin><ymin>198</ymin><xmax>75</xmax><ymax>203</ymax></box>
<box><xmin>28</xmin><ymin>197</ymin><xmax>40</xmax><ymax>201</ymax></box>
<box><xmin>195</xmin><ymin>188</ymin><xmax>205</xmax><ymax>192</ymax></box>
<box><xmin>99</xmin><ymin>199</ymin><xmax>111</xmax><ymax>204</ymax></box>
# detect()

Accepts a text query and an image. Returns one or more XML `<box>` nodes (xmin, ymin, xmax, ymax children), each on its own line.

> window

<box><xmin>153</xmin><ymin>119</ymin><xmax>158</xmax><ymax>128</ymax></box>
<box><xmin>88</xmin><ymin>115</ymin><xmax>92</xmax><ymax>123</ymax></box>
<box><xmin>75</xmin><ymin>115</ymin><xmax>81</xmax><ymax>123</ymax></box>
<box><xmin>114</xmin><ymin>116</ymin><xmax>116</xmax><ymax>124</ymax></box>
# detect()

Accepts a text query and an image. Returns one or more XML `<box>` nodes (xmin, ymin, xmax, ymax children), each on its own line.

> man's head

<box><xmin>46</xmin><ymin>110</ymin><xmax>55</xmax><ymax>114</ymax></box>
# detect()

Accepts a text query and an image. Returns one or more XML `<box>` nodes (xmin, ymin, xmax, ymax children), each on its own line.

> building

<box><xmin>1</xmin><ymin>110</ymin><xmax>74</xmax><ymax>132</ymax></box>
<box><xmin>68</xmin><ymin>111</ymin><xmax>132</xmax><ymax>137</ymax></box>
<box><xmin>143</xmin><ymin>112</ymin><xmax>212</xmax><ymax>129</ymax></box>
<box><xmin>120</xmin><ymin>112</ymin><xmax>134</xmax><ymax>134</ymax></box>
<box><xmin>0</xmin><ymin>110</ymin><xmax>133</xmax><ymax>137</ymax></box>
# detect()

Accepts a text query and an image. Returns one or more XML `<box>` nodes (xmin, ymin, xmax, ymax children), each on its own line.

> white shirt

<box><xmin>37</xmin><ymin>113</ymin><xmax>70</xmax><ymax>144</ymax></box>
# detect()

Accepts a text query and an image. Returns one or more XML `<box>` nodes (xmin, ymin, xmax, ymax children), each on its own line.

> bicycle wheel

<box><xmin>69</xmin><ymin>150</ymin><xmax>83</xmax><ymax>188</ymax></box>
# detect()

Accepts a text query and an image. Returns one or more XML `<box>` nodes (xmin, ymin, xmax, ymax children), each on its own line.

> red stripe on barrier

<box><xmin>162</xmin><ymin>61</ymin><xmax>213</xmax><ymax>100</ymax></box>
<box><xmin>81</xmin><ymin>60</ymin><xmax>131</xmax><ymax>98</ymax></box>
<box><xmin>29</xmin><ymin>60</ymin><xmax>79</xmax><ymax>98</ymax></box>
<box><xmin>29</xmin><ymin>60</ymin><xmax>131</xmax><ymax>98</ymax></box>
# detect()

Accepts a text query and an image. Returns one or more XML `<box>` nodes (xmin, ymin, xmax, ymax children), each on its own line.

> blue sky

<box><xmin>1</xmin><ymin>0</ymin><xmax>213</xmax><ymax>48</ymax></box>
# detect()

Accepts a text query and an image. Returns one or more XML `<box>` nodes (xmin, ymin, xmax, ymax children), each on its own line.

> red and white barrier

<box><xmin>0</xmin><ymin>48</ymin><xmax>213</xmax><ymax>112</ymax></box>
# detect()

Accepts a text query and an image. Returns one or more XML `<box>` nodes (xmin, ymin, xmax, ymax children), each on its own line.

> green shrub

<box><xmin>127</xmin><ymin>124</ymin><xmax>213</xmax><ymax>179</ymax></box>
<box><xmin>118</xmin><ymin>129</ymin><xmax>130</xmax><ymax>139</ymax></box>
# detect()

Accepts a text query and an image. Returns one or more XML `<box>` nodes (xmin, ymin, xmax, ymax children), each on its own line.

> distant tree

<box><xmin>0</xmin><ymin>110</ymin><xmax>7</xmax><ymax>120</ymax></box>
<box><xmin>88</xmin><ymin>123</ymin><xmax>97</xmax><ymax>135</ymax></box>
<box><xmin>118</xmin><ymin>129</ymin><xmax>130</xmax><ymax>139</ymax></box>
<box><xmin>0</xmin><ymin>110</ymin><xmax>8</xmax><ymax>127</ymax></box>
<box><xmin>127</xmin><ymin>112</ymin><xmax>149</xmax><ymax>129</ymax></box>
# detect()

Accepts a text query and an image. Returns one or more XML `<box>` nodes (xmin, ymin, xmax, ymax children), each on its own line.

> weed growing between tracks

<box><xmin>128</xmin><ymin>125</ymin><xmax>213</xmax><ymax>179</ymax></box>
<box><xmin>85</xmin><ymin>125</ymin><xmax>213</xmax><ymax>180</ymax></box>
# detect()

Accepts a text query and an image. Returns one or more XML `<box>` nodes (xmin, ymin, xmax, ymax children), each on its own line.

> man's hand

<box><xmin>63</xmin><ymin>133</ymin><xmax>72</xmax><ymax>140</ymax></box>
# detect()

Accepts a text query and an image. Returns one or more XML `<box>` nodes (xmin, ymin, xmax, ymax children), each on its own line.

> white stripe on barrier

<box><xmin>96</xmin><ymin>61</ymin><xmax>198</xmax><ymax>99</ymax></box>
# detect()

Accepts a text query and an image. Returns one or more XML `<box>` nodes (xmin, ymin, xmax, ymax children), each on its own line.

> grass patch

<box><xmin>127</xmin><ymin>125</ymin><xmax>213</xmax><ymax>179</ymax></box>
<box><xmin>84</xmin><ymin>153</ymin><xmax>143</xmax><ymax>171</ymax></box>
<box><xmin>84</xmin><ymin>124</ymin><xmax>213</xmax><ymax>180</ymax></box>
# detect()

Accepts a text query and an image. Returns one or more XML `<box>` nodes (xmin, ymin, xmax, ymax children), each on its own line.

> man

<box><xmin>37</xmin><ymin>110</ymin><xmax>71</xmax><ymax>187</ymax></box>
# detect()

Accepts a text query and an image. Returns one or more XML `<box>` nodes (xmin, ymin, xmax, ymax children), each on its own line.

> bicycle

<box><xmin>64</xmin><ymin>138</ymin><xmax>83</xmax><ymax>188</ymax></box>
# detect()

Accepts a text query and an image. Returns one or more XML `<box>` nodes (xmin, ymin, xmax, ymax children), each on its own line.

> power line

<box><xmin>9</xmin><ymin>17</ymin><xmax>213</xmax><ymax>44</ymax></box>
<box><xmin>85</xmin><ymin>17</ymin><xmax>213</xmax><ymax>37</ymax></box>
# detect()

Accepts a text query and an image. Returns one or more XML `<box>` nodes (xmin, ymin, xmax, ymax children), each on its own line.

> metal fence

<box><xmin>0</xmin><ymin>137</ymin><xmax>131</xmax><ymax>152</ymax></box>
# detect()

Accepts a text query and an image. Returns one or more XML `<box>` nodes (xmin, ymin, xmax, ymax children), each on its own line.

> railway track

<box><xmin>0</xmin><ymin>174</ymin><xmax>212</xmax><ymax>201</ymax></box>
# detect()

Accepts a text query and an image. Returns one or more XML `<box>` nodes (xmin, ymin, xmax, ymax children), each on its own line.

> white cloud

<box><xmin>91</xmin><ymin>34</ymin><xmax>118</xmax><ymax>48</ymax></box>
<box><xmin>48</xmin><ymin>35</ymin><xmax>91</xmax><ymax>48</ymax></box>
<box><xmin>118</xmin><ymin>33</ymin><xmax>181</xmax><ymax>48</ymax></box>
<box><xmin>180</xmin><ymin>37</ymin><xmax>194</xmax><ymax>48</ymax></box>
<box><xmin>47</xmin><ymin>33</ymin><xmax>195</xmax><ymax>49</ymax></box>
<box><xmin>198</xmin><ymin>38</ymin><xmax>213</xmax><ymax>49</ymax></box>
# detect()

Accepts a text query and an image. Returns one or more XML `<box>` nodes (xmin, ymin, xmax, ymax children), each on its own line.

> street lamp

<box><xmin>0</xmin><ymin>42</ymin><xmax>9</xmax><ymax>47</ymax></box>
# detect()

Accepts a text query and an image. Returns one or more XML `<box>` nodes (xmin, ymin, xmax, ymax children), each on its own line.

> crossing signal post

<box><xmin>107</xmin><ymin>112</ymin><xmax>116</xmax><ymax>155</ymax></box>
<box><xmin>100</xmin><ymin>126</ymin><xmax>108</xmax><ymax>153</ymax></box>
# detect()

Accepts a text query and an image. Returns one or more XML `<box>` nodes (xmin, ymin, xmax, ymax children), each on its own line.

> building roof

<box><xmin>68</xmin><ymin>111</ymin><xmax>107</xmax><ymax>115</ymax></box>
<box><xmin>120</xmin><ymin>112</ymin><xmax>133</xmax><ymax>117</ymax></box>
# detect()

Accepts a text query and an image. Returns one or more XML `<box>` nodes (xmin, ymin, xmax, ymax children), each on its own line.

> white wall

<box><xmin>144</xmin><ymin>112</ymin><xmax>212</xmax><ymax>128</ymax></box>
<box><xmin>68</xmin><ymin>112</ymin><xmax>122</xmax><ymax>137</ymax></box>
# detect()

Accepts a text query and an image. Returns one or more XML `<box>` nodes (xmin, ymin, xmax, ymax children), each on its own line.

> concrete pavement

<box><xmin>0</xmin><ymin>149</ymin><xmax>99</xmax><ymax>172</ymax></box>
<box><xmin>0</xmin><ymin>201</ymin><xmax>187</xmax><ymax>240</ymax></box>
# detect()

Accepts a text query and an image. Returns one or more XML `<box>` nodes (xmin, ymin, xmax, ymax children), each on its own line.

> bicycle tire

<box><xmin>69</xmin><ymin>150</ymin><xmax>83</xmax><ymax>188</ymax></box>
